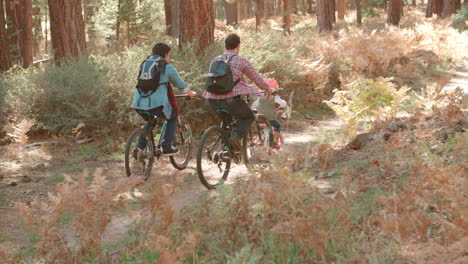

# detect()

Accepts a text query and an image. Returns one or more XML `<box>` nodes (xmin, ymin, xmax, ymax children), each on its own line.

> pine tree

<box><xmin>0</xmin><ymin>0</ymin><xmax>11</xmax><ymax>72</ymax></box>
<box><xmin>317</xmin><ymin>0</ymin><xmax>332</xmax><ymax>32</ymax></box>
<box><xmin>48</xmin><ymin>0</ymin><xmax>86</xmax><ymax>61</ymax></box>
<box><xmin>180</xmin><ymin>0</ymin><xmax>214</xmax><ymax>51</ymax></box>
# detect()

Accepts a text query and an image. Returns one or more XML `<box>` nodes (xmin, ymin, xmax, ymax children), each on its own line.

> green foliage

<box><xmin>325</xmin><ymin>77</ymin><xmax>409</xmax><ymax>136</ymax></box>
<box><xmin>362</xmin><ymin>0</ymin><xmax>387</xmax><ymax>18</ymax></box>
<box><xmin>0</xmin><ymin>78</ymin><xmax>6</xmax><ymax>128</ymax></box>
<box><xmin>452</xmin><ymin>3</ymin><xmax>468</xmax><ymax>31</ymax></box>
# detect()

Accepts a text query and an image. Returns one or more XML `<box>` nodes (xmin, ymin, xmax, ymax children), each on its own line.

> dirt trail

<box><xmin>0</xmin><ymin>116</ymin><xmax>343</xmax><ymax>253</ymax></box>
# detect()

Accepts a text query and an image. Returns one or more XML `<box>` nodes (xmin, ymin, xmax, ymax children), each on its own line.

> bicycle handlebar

<box><xmin>175</xmin><ymin>94</ymin><xmax>197</xmax><ymax>100</ymax></box>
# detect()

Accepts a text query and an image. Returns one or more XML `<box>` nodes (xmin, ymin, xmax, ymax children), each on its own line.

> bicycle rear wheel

<box><xmin>170</xmin><ymin>117</ymin><xmax>193</xmax><ymax>170</ymax></box>
<box><xmin>124</xmin><ymin>128</ymin><xmax>154</xmax><ymax>180</ymax></box>
<box><xmin>243</xmin><ymin>115</ymin><xmax>273</xmax><ymax>165</ymax></box>
<box><xmin>196</xmin><ymin>126</ymin><xmax>232</xmax><ymax>189</ymax></box>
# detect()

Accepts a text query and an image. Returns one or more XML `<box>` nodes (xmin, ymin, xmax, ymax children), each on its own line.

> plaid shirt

<box><xmin>202</xmin><ymin>50</ymin><xmax>273</xmax><ymax>100</ymax></box>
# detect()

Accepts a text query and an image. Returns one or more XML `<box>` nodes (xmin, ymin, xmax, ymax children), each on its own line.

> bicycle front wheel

<box><xmin>196</xmin><ymin>126</ymin><xmax>232</xmax><ymax>190</ymax></box>
<box><xmin>170</xmin><ymin>117</ymin><xmax>193</xmax><ymax>170</ymax></box>
<box><xmin>124</xmin><ymin>128</ymin><xmax>155</xmax><ymax>180</ymax></box>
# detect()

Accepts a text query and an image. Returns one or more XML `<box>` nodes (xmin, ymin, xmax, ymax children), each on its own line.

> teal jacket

<box><xmin>132</xmin><ymin>56</ymin><xmax>189</xmax><ymax>119</ymax></box>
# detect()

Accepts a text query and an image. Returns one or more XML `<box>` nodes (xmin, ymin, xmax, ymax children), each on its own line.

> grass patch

<box><xmin>47</xmin><ymin>174</ymin><xmax>65</xmax><ymax>184</ymax></box>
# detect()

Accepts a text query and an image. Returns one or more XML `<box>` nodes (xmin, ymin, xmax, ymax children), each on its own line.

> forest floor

<box><xmin>0</xmin><ymin>113</ymin><xmax>340</xmax><ymax>254</ymax></box>
<box><xmin>0</xmin><ymin>65</ymin><xmax>466</xmax><ymax>262</ymax></box>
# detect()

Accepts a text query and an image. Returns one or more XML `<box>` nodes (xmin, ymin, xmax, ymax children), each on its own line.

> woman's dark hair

<box><xmin>225</xmin><ymin>34</ymin><xmax>240</xmax><ymax>50</ymax></box>
<box><xmin>152</xmin><ymin>43</ymin><xmax>171</xmax><ymax>57</ymax></box>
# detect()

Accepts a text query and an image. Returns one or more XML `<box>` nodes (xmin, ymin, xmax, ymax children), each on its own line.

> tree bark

<box><xmin>330</xmin><ymin>0</ymin><xmax>336</xmax><ymax>23</ymax></box>
<box><xmin>32</xmin><ymin>5</ymin><xmax>42</xmax><ymax>58</ymax></box>
<box><xmin>48</xmin><ymin>0</ymin><xmax>86</xmax><ymax>62</ymax></box>
<box><xmin>83</xmin><ymin>0</ymin><xmax>97</xmax><ymax>47</ymax></box>
<box><xmin>283</xmin><ymin>0</ymin><xmax>291</xmax><ymax>34</ymax></box>
<box><xmin>180</xmin><ymin>0</ymin><xmax>214</xmax><ymax>51</ymax></box>
<box><xmin>388</xmin><ymin>0</ymin><xmax>403</xmax><ymax>26</ymax></box>
<box><xmin>224</xmin><ymin>0</ymin><xmax>238</xmax><ymax>25</ymax></box>
<box><xmin>354</xmin><ymin>0</ymin><xmax>362</xmax><ymax>25</ymax></box>
<box><xmin>0</xmin><ymin>0</ymin><xmax>11</xmax><ymax>72</ymax></box>
<box><xmin>337</xmin><ymin>0</ymin><xmax>347</xmax><ymax>20</ymax></box>
<box><xmin>317</xmin><ymin>0</ymin><xmax>332</xmax><ymax>32</ymax></box>
<box><xmin>426</xmin><ymin>0</ymin><xmax>444</xmax><ymax>17</ymax></box>
<box><xmin>442</xmin><ymin>0</ymin><xmax>457</xmax><ymax>17</ymax></box>
<box><xmin>307</xmin><ymin>0</ymin><xmax>313</xmax><ymax>14</ymax></box>
<box><xmin>256</xmin><ymin>0</ymin><xmax>263</xmax><ymax>29</ymax></box>
<box><xmin>21</xmin><ymin>0</ymin><xmax>33</xmax><ymax>67</ymax></box>
<box><xmin>170</xmin><ymin>0</ymin><xmax>180</xmax><ymax>37</ymax></box>
<box><xmin>5</xmin><ymin>0</ymin><xmax>21</xmax><ymax>64</ymax></box>
<box><xmin>164</xmin><ymin>0</ymin><xmax>172</xmax><ymax>35</ymax></box>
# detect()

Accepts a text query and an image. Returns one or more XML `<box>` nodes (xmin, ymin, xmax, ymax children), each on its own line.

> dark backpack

<box><xmin>205</xmin><ymin>54</ymin><xmax>239</xmax><ymax>94</ymax></box>
<box><xmin>136</xmin><ymin>55</ymin><xmax>168</xmax><ymax>93</ymax></box>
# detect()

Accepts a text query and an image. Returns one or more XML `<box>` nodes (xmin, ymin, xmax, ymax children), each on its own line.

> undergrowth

<box><xmin>1</xmin><ymin>8</ymin><xmax>466</xmax><ymax>139</ymax></box>
<box><xmin>1</xmin><ymin>62</ymin><xmax>466</xmax><ymax>263</ymax></box>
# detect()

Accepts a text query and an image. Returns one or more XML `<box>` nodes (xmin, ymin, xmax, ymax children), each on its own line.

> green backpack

<box><xmin>205</xmin><ymin>54</ymin><xmax>239</xmax><ymax>94</ymax></box>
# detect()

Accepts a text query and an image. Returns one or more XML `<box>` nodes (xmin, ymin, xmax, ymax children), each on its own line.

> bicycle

<box><xmin>125</xmin><ymin>94</ymin><xmax>193</xmax><ymax>180</ymax></box>
<box><xmin>196</xmin><ymin>96</ymin><xmax>272</xmax><ymax>190</ymax></box>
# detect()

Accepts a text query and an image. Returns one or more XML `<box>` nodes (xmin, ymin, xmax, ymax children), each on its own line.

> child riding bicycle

<box><xmin>251</xmin><ymin>78</ymin><xmax>289</xmax><ymax>150</ymax></box>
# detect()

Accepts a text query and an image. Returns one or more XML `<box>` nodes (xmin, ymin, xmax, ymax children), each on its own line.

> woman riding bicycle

<box><xmin>132</xmin><ymin>43</ymin><xmax>196</xmax><ymax>155</ymax></box>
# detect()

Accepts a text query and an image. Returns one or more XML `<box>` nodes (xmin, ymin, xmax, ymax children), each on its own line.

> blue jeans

<box><xmin>136</xmin><ymin>107</ymin><xmax>177</xmax><ymax>150</ymax></box>
<box><xmin>270</xmin><ymin>120</ymin><xmax>282</xmax><ymax>132</ymax></box>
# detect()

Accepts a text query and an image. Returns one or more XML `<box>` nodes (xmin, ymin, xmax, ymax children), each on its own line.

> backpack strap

<box><xmin>225</xmin><ymin>54</ymin><xmax>240</xmax><ymax>85</ymax></box>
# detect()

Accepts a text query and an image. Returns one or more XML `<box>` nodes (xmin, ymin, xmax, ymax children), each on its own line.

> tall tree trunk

<box><xmin>164</xmin><ymin>0</ymin><xmax>172</xmax><ymax>35</ymax></box>
<box><xmin>412</xmin><ymin>0</ymin><xmax>416</xmax><ymax>6</ymax></box>
<box><xmin>427</xmin><ymin>0</ymin><xmax>444</xmax><ymax>17</ymax></box>
<box><xmin>337</xmin><ymin>0</ymin><xmax>347</xmax><ymax>20</ymax></box>
<box><xmin>48</xmin><ymin>0</ymin><xmax>86</xmax><ymax>62</ymax></box>
<box><xmin>442</xmin><ymin>0</ymin><xmax>457</xmax><ymax>17</ymax></box>
<box><xmin>317</xmin><ymin>0</ymin><xmax>332</xmax><ymax>32</ymax></box>
<box><xmin>238</xmin><ymin>0</ymin><xmax>246</xmax><ymax>21</ymax></box>
<box><xmin>32</xmin><ymin>5</ymin><xmax>42</xmax><ymax>58</ymax></box>
<box><xmin>329</xmin><ymin>0</ymin><xmax>336</xmax><ymax>23</ymax></box>
<box><xmin>170</xmin><ymin>0</ymin><xmax>180</xmax><ymax>37</ymax></box>
<box><xmin>180</xmin><ymin>0</ymin><xmax>214</xmax><ymax>51</ymax></box>
<box><xmin>283</xmin><ymin>0</ymin><xmax>291</xmax><ymax>34</ymax></box>
<box><xmin>21</xmin><ymin>0</ymin><xmax>33</xmax><ymax>67</ymax></box>
<box><xmin>5</xmin><ymin>0</ymin><xmax>21</xmax><ymax>64</ymax></box>
<box><xmin>256</xmin><ymin>0</ymin><xmax>263</xmax><ymax>29</ymax></box>
<box><xmin>0</xmin><ymin>0</ymin><xmax>11</xmax><ymax>72</ymax></box>
<box><xmin>83</xmin><ymin>0</ymin><xmax>97</xmax><ymax>48</ymax></box>
<box><xmin>44</xmin><ymin>10</ymin><xmax>48</xmax><ymax>55</ymax></box>
<box><xmin>307</xmin><ymin>0</ymin><xmax>313</xmax><ymax>14</ymax></box>
<box><xmin>354</xmin><ymin>0</ymin><xmax>362</xmax><ymax>25</ymax></box>
<box><xmin>224</xmin><ymin>0</ymin><xmax>238</xmax><ymax>25</ymax></box>
<box><xmin>388</xmin><ymin>0</ymin><xmax>403</xmax><ymax>26</ymax></box>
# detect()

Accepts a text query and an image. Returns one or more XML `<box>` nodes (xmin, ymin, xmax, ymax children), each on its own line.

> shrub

<box><xmin>452</xmin><ymin>3</ymin><xmax>468</xmax><ymax>31</ymax></box>
<box><xmin>325</xmin><ymin>77</ymin><xmax>409</xmax><ymax>136</ymax></box>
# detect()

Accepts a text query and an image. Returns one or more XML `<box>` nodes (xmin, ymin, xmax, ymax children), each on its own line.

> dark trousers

<box><xmin>208</xmin><ymin>96</ymin><xmax>255</xmax><ymax>138</ymax></box>
<box><xmin>136</xmin><ymin>107</ymin><xmax>177</xmax><ymax>150</ymax></box>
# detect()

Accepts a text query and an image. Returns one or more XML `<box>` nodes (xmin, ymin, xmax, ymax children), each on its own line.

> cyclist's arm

<box><xmin>242</xmin><ymin>59</ymin><xmax>273</xmax><ymax>94</ymax></box>
<box><xmin>275</xmin><ymin>96</ymin><xmax>288</xmax><ymax>108</ymax></box>
<box><xmin>251</xmin><ymin>98</ymin><xmax>260</xmax><ymax>110</ymax></box>
<box><xmin>167</xmin><ymin>64</ymin><xmax>196</xmax><ymax>97</ymax></box>
<box><xmin>167</xmin><ymin>64</ymin><xmax>189</xmax><ymax>91</ymax></box>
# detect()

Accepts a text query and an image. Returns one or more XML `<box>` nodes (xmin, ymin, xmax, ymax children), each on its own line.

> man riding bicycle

<box><xmin>203</xmin><ymin>34</ymin><xmax>274</xmax><ymax>150</ymax></box>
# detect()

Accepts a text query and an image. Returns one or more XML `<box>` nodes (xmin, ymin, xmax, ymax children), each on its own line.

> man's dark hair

<box><xmin>152</xmin><ymin>43</ymin><xmax>171</xmax><ymax>57</ymax></box>
<box><xmin>225</xmin><ymin>34</ymin><xmax>240</xmax><ymax>50</ymax></box>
